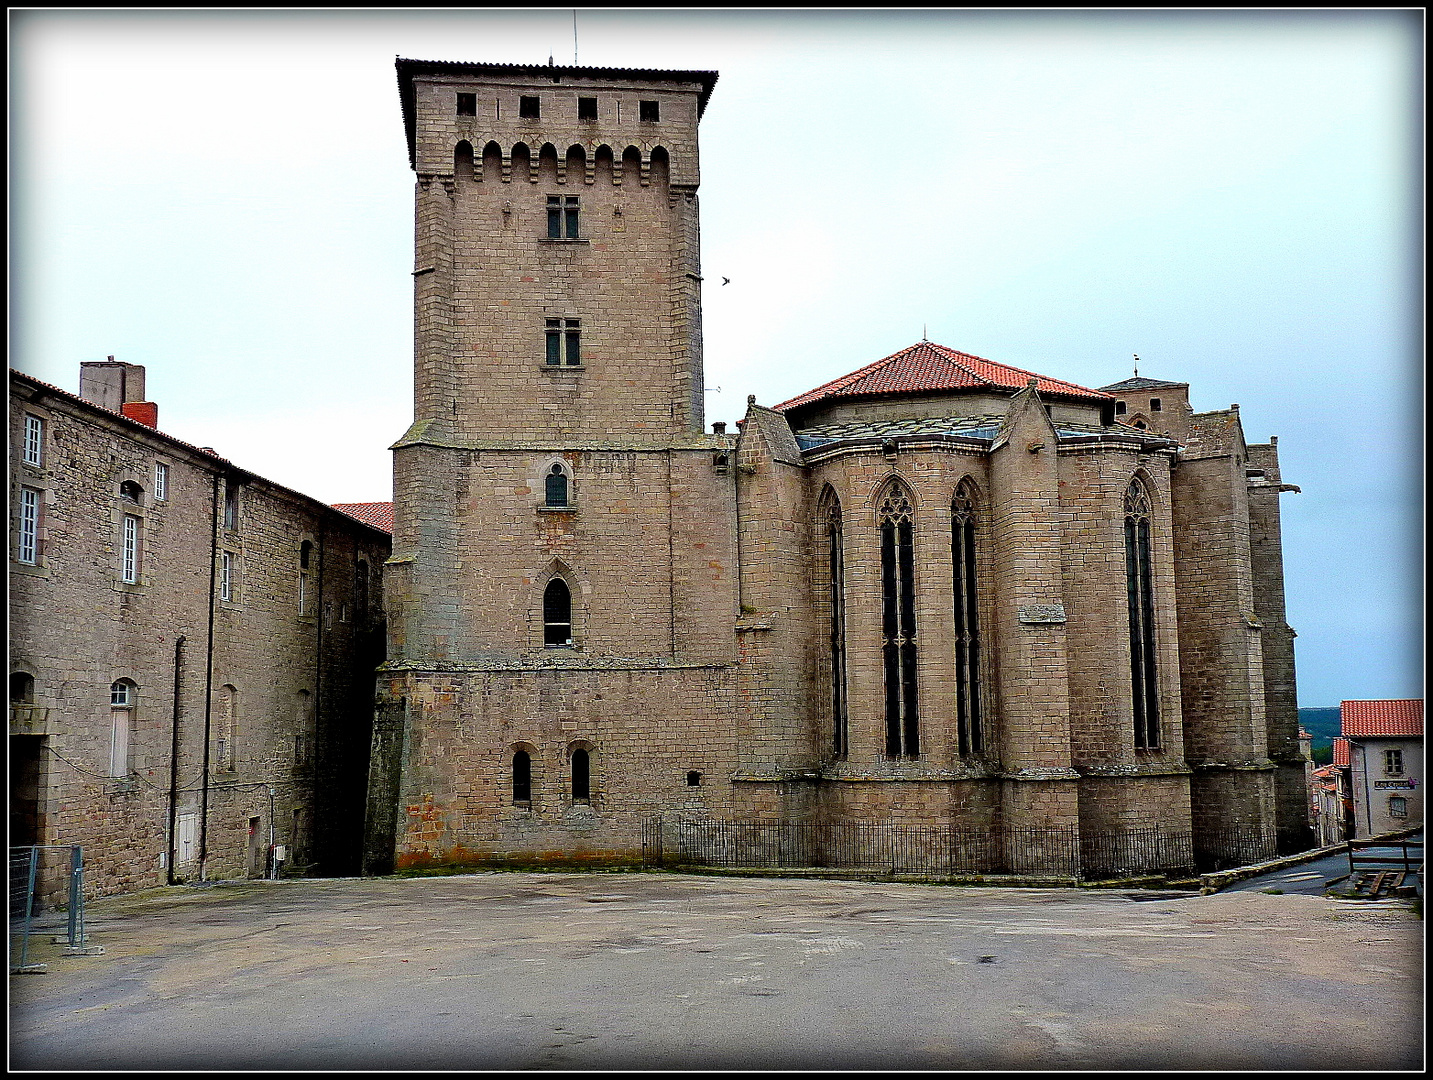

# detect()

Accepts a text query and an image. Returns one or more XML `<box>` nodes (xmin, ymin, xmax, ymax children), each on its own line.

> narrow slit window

<box><xmin>1124</xmin><ymin>478</ymin><xmax>1160</xmax><ymax>749</ymax></box>
<box><xmin>155</xmin><ymin>462</ymin><xmax>168</xmax><ymax>501</ymax></box>
<box><xmin>571</xmin><ymin>749</ymin><xmax>589</xmax><ymax>800</ymax></box>
<box><xmin>224</xmin><ymin>482</ymin><xmax>240</xmax><ymax>530</ymax></box>
<box><xmin>513</xmin><ymin>751</ymin><xmax>531</xmax><ymax>802</ymax></box>
<box><xmin>220</xmin><ymin>551</ymin><xmax>233</xmax><ymax>602</ymax></box>
<box><xmin>122</xmin><ymin>514</ymin><xmax>141</xmax><ymax>583</ymax></box>
<box><xmin>879</xmin><ymin>483</ymin><xmax>919</xmax><ymax>758</ymax></box>
<box><xmin>544</xmin><ymin>578</ymin><xmax>572</xmax><ymax>646</ymax></box>
<box><xmin>825</xmin><ymin>499</ymin><xmax>848</xmax><ymax>758</ymax></box>
<box><xmin>951</xmin><ymin>481</ymin><xmax>983</xmax><ymax>758</ymax></box>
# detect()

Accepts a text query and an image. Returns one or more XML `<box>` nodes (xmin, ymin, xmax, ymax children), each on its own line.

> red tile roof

<box><xmin>1341</xmin><ymin>699</ymin><xmax>1423</xmax><ymax>738</ymax></box>
<box><xmin>333</xmin><ymin>502</ymin><xmax>394</xmax><ymax>534</ymax></box>
<box><xmin>775</xmin><ymin>341</ymin><xmax>1113</xmax><ymax>414</ymax></box>
<box><xmin>1333</xmin><ymin>738</ymin><xmax>1350</xmax><ymax>767</ymax></box>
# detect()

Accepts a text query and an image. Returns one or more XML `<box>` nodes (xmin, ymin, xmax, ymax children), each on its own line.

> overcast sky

<box><xmin>10</xmin><ymin>10</ymin><xmax>1422</xmax><ymax>707</ymax></box>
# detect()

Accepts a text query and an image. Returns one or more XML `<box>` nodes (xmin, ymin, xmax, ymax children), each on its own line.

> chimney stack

<box><xmin>80</xmin><ymin>358</ymin><xmax>158</xmax><ymax>428</ymax></box>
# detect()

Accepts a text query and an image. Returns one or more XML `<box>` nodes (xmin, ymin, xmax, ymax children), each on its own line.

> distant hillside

<box><xmin>1299</xmin><ymin>707</ymin><xmax>1342</xmax><ymax>744</ymax></box>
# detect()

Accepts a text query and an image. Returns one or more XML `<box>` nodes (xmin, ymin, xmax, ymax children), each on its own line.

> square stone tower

<box><xmin>368</xmin><ymin>61</ymin><xmax>740</xmax><ymax>871</ymax></box>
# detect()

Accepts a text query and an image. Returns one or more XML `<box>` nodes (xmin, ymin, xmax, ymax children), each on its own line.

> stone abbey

<box><xmin>362</xmin><ymin>58</ymin><xmax>1309</xmax><ymax>878</ymax></box>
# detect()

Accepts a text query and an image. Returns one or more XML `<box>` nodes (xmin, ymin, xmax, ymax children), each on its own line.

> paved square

<box><xmin>9</xmin><ymin>871</ymin><xmax>1423</xmax><ymax>1070</ymax></box>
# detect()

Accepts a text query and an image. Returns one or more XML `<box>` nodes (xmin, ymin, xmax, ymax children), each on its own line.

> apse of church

<box><xmin>365</xmin><ymin>59</ymin><xmax>1308</xmax><ymax>877</ymax></box>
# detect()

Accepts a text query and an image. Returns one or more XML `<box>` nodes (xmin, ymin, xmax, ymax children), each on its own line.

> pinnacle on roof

<box><xmin>775</xmin><ymin>341</ymin><xmax>1112</xmax><ymax>414</ymax></box>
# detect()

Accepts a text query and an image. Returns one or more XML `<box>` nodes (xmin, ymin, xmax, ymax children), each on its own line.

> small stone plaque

<box><xmin>1018</xmin><ymin>604</ymin><xmax>1067</xmax><ymax>625</ymax></box>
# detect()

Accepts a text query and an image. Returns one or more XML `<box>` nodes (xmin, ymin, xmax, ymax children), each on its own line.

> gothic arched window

<box><xmin>825</xmin><ymin>496</ymin><xmax>849</xmax><ymax>758</ymax></box>
<box><xmin>951</xmin><ymin>480</ymin><xmax>983</xmax><ymax>757</ymax></box>
<box><xmin>545</xmin><ymin>464</ymin><xmax>570</xmax><ymax>507</ymax></box>
<box><xmin>879</xmin><ymin>482</ymin><xmax>919</xmax><ymax>758</ymax></box>
<box><xmin>1124</xmin><ymin>478</ymin><xmax>1160</xmax><ymax>749</ymax></box>
<box><xmin>543</xmin><ymin>578</ymin><xmax>572</xmax><ymax>646</ymax></box>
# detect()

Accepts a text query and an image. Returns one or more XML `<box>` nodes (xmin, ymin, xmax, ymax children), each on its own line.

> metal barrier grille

<box><xmin>9</xmin><ymin>845</ymin><xmax>91</xmax><ymax>973</ymax></box>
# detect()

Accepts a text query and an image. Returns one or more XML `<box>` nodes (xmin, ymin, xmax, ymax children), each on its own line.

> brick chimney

<box><xmin>80</xmin><ymin>357</ymin><xmax>158</xmax><ymax>428</ymax></box>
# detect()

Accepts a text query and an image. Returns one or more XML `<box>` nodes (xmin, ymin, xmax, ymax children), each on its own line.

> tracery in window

<box><xmin>951</xmin><ymin>480</ymin><xmax>983</xmax><ymax>758</ymax></box>
<box><xmin>879</xmin><ymin>482</ymin><xmax>919</xmax><ymax>758</ymax></box>
<box><xmin>1124</xmin><ymin>477</ymin><xmax>1160</xmax><ymax>749</ymax></box>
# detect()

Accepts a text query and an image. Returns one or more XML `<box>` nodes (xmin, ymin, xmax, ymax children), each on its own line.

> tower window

<box><xmin>220</xmin><ymin>551</ymin><xmax>234</xmax><ymax>602</ymax></box>
<box><xmin>545</xmin><ymin>318</ymin><xmax>581</xmax><ymax>366</ymax></box>
<box><xmin>1115</xmin><ymin>401</ymin><xmax>1127</xmax><ymax>416</ymax></box>
<box><xmin>879</xmin><ymin>482</ymin><xmax>919</xmax><ymax>759</ymax></box>
<box><xmin>545</xmin><ymin>464</ymin><xmax>570</xmax><ymax>507</ymax></box>
<box><xmin>639</xmin><ymin>100</ymin><xmax>659</xmax><ymax>122</ymax></box>
<box><xmin>109</xmin><ymin>680</ymin><xmax>136</xmax><ymax>777</ymax></box>
<box><xmin>155</xmin><ymin>462</ymin><xmax>168</xmax><ymax>501</ymax></box>
<box><xmin>520</xmin><ymin>95</ymin><xmax>540</xmax><ymax>119</ymax></box>
<box><xmin>544</xmin><ymin>578</ymin><xmax>572</xmax><ymax>646</ymax></box>
<box><xmin>547</xmin><ymin>195</ymin><xmax>580</xmax><ymax>239</ymax></box>
<box><xmin>456</xmin><ymin>92</ymin><xmax>476</xmax><ymax>116</ymax></box>
<box><xmin>578</xmin><ymin>96</ymin><xmax>597</xmax><ymax>121</ymax></box>
<box><xmin>951</xmin><ymin>480</ymin><xmax>984</xmax><ymax>758</ymax></box>
<box><xmin>1124</xmin><ymin>478</ymin><xmax>1160</xmax><ymax>749</ymax></box>
<box><xmin>1150</xmin><ymin>398</ymin><xmax>1162</xmax><ymax>412</ymax></box>
<box><xmin>122</xmin><ymin>514</ymin><xmax>141</xmax><ymax>583</ymax></box>
<box><xmin>686</xmin><ymin>771</ymin><xmax>702</xmax><ymax>787</ymax></box>
<box><xmin>513</xmin><ymin>750</ymin><xmax>531</xmax><ymax>803</ymax></box>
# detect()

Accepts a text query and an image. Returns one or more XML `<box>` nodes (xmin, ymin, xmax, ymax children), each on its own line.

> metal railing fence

<box><xmin>9</xmin><ymin>845</ymin><xmax>91</xmax><ymax>973</ymax></box>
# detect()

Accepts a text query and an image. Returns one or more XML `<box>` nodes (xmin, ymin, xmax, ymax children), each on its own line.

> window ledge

<box><xmin>538</xmin><ymin>238</ymin><xmax>589</xmax><ymax>245</ymax></box>
<box><xmin>540</xmin><ymin>364</ymin><xmax>586</xmax><ymax>373</ymax></box>
<box><xmin>536</xmin><ymin>504</ymin><xmax>577</xmax><ymax>513</ymax></box>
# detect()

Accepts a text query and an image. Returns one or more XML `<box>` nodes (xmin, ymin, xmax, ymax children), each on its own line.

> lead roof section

<box><xmin>776</xmin><ymin>340</ymin><xmax>1114</xmax><ymax>418</ymax></box>
<box><xmin>793</xmin><ymin>415</ymin><xmax>1176</xmax><ymax>453</ymax></box>
<box><xmin>396</xmin><ymin>57</ymin><xmax>719</xmax><ymax>169</ymax></box>
<box><xmin>1100</xmin><ymin>376</ymin><xmax>1190</xmax><ymax>392</ymax></box>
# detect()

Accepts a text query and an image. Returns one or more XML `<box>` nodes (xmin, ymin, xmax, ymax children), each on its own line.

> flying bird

<box><xmin>721</xmin><ymin>276</ymin><xmax>730</xmax><ymax>286</ymax></box>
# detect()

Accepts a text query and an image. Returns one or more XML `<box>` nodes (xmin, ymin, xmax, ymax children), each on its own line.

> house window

<box><xmin>23</xmin><ymin>415</ymin><xmax>44</xmax><ymax>466</ymax></box>
<box><xmin>155</xmin><ymin>462</ymin><xmax>168</xmax><ymax>501</ymax></box>
<box><xmin>547</xmin><ymin>195</ymin><xmax>580</xmax><ymax>238</ymax></box>
<box><xmin>571</xmin><ymin>748</ymin><xmax>590</xmax><ymax>801</ymax></box>
<box><xmin>220</xmin><ymin>551</ymin><xmax>233</xmax><ymax>602</ymax></box>
<box><xmin>1150</xmin><ymin>398</ymin><xmax>1162</xmax><ymax>412</ymax></box>
<box><xmin>223</xmin><ymin>482</ymin><xmax>240</xmax><ymax>530</ymax></box>
<box><xmin>109</xmin><ymin>680</ymin><xmax>135</xmax><ymax>777</ymax></box>
<box><xmin>545</xmin><ymin>464</ymin><xmax>570</xmax><ymax>507</ymax></box>
<box><xmin>519</xmin><ymin>95</ymin><xmax>540</xmax><ymax>119</ymax></box>
<box><xmin>1124</xmin><ymin>478</ymin><xmax>1160</xmax><ymax>749</ymax></box>
<box><xmin>1389</xmin><ymin>796</ymin><xmax>1408</xmax><ymax>819</ymax></box>
<box><xmin>545</xmin><ymin>318</ymin><xmax>581</xmax><ymax>366</ymax></box>
<box><xmin>456</xmin><ymin>92</ymin><xmax>476</xmax><ymax>116</ymax></box>
<box><xmin>513</xmin><ymin>751</ymin><xmax>531</xmax><ymax>803</ymax></box>
<box><xmin>18</xmin><ymin>487</ymin><xmax>41</xmax><ymax>564</ymax></box>
<box><xmin>639</xmin><ymin>100</ymin><xmax>659</xmax><ymax>122</ymax></box>
<box><xmin>825</xmin><ymin>497</ymin><xmax>848</xmax><ymax>758</ymax></box>
<box><xmin>578</xmin><ymin>96</ymin><xmax>597</xmax><ymax>120</ymax></box>
<box><xmin>951</xmin><ymin>480</ymin><xmax>983</xmax><ymax>758</ymax></box>
<box><xmin>1384</xmin><ymin>749</ymin><xmax>1404</xmax><ymax>776</ymax></box>
<box><xmin>121</xmin><ymin>514</ymin><xmax>141</xmax><ymax>583</ymax></box>
<box><xmin>544</xmin><ymin>578</ymin><xmax>572</xmax><ymax>646</ymax></box>
<box><xmin>879</xmin><ymin>482</ymin><xmax>919</xmax><ymax>758</ymax></box>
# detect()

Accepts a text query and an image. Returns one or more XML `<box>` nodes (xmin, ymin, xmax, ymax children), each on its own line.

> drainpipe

<box><xmin>199</xmin><ymin>474</ymin><xmax>220</xmax><ymax>881</ymax></box>
<box><xmin>167</xmin><ymin>634</ymin><xmax>186</xmax><ymax>885</ymax></box>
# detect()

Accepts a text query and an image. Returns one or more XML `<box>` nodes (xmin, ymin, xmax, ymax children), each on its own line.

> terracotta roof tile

<box><xmin>1340</xmin><ymin>699</ymin><xmax>1424</xmax><ymax>738</ymax></box>
<box><xmin>1333</xmin><ymin>738</ymin><xmax>1350</xmax><ymax>767</ymax></box>
<box><xmin>775</xmin><ymin>341</ymin><xmax>1112</xmax><ymax>414</ymax></box>
<box><xmin>332</xmin><ymin>502</ymin><xmax>394</xmax><ymax>534</ymax></box>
